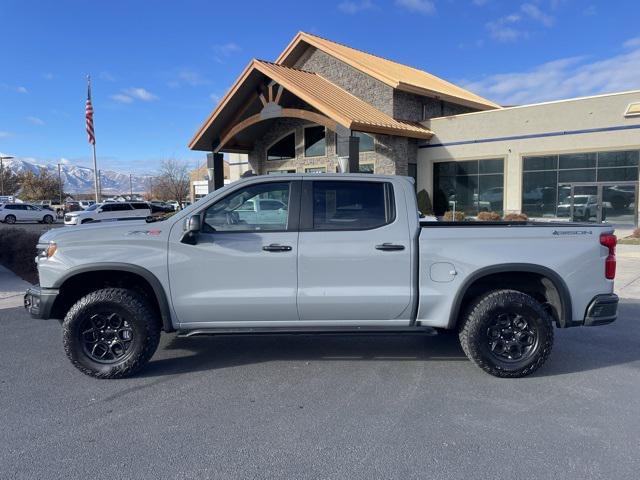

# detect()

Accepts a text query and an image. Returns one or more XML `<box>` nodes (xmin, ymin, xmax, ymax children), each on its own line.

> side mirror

<box><xmin>181</xmin><ymin>215</ymin><xmax>201</xmax><ymax>245</ymax></box>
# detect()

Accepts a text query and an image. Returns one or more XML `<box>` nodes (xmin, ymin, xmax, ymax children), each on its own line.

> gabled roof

<box><xmin>188</xmin><ymin>59</ymin><xmax>432</xmax><ymax>150</ymax></box>
<box><xmin>256</xmin><ymin>61</ymin><xmax>432</xmax><ymax>138</ymax></box>
<box><xmin>277</xmin><ymin>32</ymin><xmax>500</xmax><ymax>111</ymax></box>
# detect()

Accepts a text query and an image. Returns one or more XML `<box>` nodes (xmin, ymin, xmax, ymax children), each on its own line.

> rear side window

<box><xmin>132</xmin><ymin>203</ymin><xmax>149</xmax><ymax>210</ymax></box>
<box><xmin>312</xmin><ymin>181</ymin><xmax>395</xmax><ymax>230</ymax></box>
<box><xmin>112</xmin><ymin>203</ymin><xmax>133</xmax><ymax>211</ymax></box>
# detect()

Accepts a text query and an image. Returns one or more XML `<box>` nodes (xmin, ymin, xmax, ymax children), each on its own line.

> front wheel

<box><xmin>458</xmin><ymin>289</ymin><xmax>554</xmax><ymax>378</ymax></box>
<box><xmin>62</xmin><ymin>288</ymin><xmax>161</xmax><ymax>379</ymax></box>
<box><xmin>4</xmin><ymin>214</ymin><xmax>16</xmax><ymax>224</ymax></box>
<box><xmin>43</xmin><ymin>214</ymin><xmax>54</xmax><ymax>224</ymax></box>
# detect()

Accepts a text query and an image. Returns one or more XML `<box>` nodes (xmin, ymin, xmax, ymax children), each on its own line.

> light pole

<box><xmin>57</xmin><ymin>163</ymin><xmax>63</xmax><ymax>207</ymax></box>
<box><xmin>0</xmin><ymin>155</ymin><xmax>14</xmax><ymax>196</ymax></box>
<box><xmin>129</xmin><ymin>173</ymin><xmax>133</xmax><ymax>197</ymax></box>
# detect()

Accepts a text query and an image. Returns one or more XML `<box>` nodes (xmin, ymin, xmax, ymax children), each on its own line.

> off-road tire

<box><xmin>43</xmin><ymin>214</ymin><xmax>54</xmax><ymax>224</ymax></box>
<box><xmin>4</xmin><ymin>214</ymin><xmax>16</xmax><ymax>224</ymax></box>
<box><xmin>458</xmin><ymin>289</ymin><xmax>554</xmax><ymax>378</ymax></box>
<box><xmin>62</xmin><ymin>288</ymin><xmax>160</xmax><ymax>379</ymax></box>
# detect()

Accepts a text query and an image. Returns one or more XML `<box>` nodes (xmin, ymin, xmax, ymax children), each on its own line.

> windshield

<box><xmin>572</xmin><ymin>197</ymin><xmax>589</xmax><ymax>205</ymax></box>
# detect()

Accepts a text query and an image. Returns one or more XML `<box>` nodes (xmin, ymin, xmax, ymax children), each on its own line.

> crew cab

<box><xmin>25</xmin><ymin>174</ymin><xmax>618</xmax><ymax>379</ymax></box>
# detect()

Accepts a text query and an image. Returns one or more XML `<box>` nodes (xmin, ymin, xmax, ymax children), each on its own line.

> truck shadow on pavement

<box><xmin>140</xmin><ymin>299</ymin><xmax>640</xmax><ymax>379</ymax></box>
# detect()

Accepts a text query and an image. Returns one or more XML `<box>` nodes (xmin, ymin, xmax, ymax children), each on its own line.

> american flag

<box><xmin>86</xmin><ymin>79</ymin><xmax>95</xmax><ymax>145</ymax></box>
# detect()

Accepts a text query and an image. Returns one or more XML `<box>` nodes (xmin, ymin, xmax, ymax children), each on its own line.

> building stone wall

<box><xmin>394</xmin><ymin>91</ymin><xmax>476</xmax><ymax>121</ymax></box>
<box><xmin>248</xmin><ymin>117</ymin><xmax>391</xmax><ymax>175</ymax></box>
<box><xmin>295</xmin><ymin>47</ymin><xmax>394</xmax><ymax>117</ymax></box>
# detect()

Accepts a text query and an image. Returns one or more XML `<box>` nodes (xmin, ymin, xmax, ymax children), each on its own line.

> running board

<box><xmin>178</xmin><ymin>325</ymin><xmax>438</xmax><ymax>338</ymax></box>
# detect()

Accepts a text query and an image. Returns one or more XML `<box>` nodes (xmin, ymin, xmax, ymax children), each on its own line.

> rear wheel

<box><xmin>43</xmin><ymin>214</ymin><xmax>54</xmax><ymax>224</ymax></box>
<box><xmin>62</xmin><ymin>288</ymin><xmax>161</xmax><ymax>379</ymax></box>
<box><xmin>458</xmin><ymin>289</ymin><xmax>554</xmax><ymax>378</ymax></box>
<box><xmin>4</xmin><ymin>215</ymin><xmax>16</xmax><ymax>224</ymax></box>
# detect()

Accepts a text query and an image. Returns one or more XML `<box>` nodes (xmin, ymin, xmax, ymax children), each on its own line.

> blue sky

<box><xmin>1</xmin><ymin>0</ymin><xmax>639</xmax><ymax>174</ymax></box>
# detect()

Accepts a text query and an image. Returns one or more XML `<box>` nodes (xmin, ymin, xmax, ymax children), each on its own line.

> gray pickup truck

<box><xmin>25</xmin><ymin>174</ymin><xmax>618</xmax><ymax>379</ymax></box>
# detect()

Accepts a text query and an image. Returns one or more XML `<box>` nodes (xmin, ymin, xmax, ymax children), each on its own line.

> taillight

<box><xmin>600</xmin><ymin>233</ymin><xmax>617</xmax><ymax>280</ymax></box>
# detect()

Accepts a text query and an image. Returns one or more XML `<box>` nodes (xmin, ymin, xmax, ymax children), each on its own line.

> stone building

<box><xmin>189</xmin><ymin>32</ymin><xmax>498</xmax><ymax>181</ymax></box>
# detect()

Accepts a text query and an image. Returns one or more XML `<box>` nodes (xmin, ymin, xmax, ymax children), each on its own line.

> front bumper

<box><xmin>24</xmin><ymin>286</ymin><xmax>59</xmax><ymax>319</ymax></box>
<box><xmin>583</xmin><ymin>294</ymin><xmax>618</xmax><ymax>326</ymax></box>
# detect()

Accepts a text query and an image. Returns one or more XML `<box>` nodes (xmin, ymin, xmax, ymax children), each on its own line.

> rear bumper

<box><xmin>583</xmin><ymin>294</ymin><xmax>618</xmax><ymax>326</ymax></box>
<box><xmin>24</xmin><ymin>286</ymin><xmax>59</xmax><ymax>319</ymax></box>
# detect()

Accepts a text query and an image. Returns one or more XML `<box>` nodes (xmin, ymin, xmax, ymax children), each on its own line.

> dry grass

<box><xmin>503</xmin><ymin>213</ymin><xmax>529</xmax><ymax>222</ymax></box>
<box><xmin>476</xmin><ymin>211</ymin><xmax>502</xmax><ymax>221</ymax></box>
<box><xmin>442</xmin><ymin>211</ymin><xmax>466</xmax><ymax>222</ymax></box>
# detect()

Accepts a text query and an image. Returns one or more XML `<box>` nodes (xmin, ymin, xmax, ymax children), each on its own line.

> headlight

<box><xmin>38</xmin><ymin>241</ymin><xmax>57</xmax><ymax>259</ymax></box>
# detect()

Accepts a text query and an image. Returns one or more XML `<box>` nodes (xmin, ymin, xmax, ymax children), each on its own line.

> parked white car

<box><xmin>79</xmin><ymin>200</ymin><xmax>96</xmax><ymax>209</ymax></box>
<box><xmin>64</xmin><ymin>202</ymin><xmax>151</xmax><ymax>225</ymax></box>
<box><xmin>0</xmin><ymin>203</ymin><xmax>56</xmax><ymax>224</ymax></box>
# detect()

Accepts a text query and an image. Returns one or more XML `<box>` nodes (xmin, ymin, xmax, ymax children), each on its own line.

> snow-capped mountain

<box><xmin>1</xmin><ymin>157</ymin><xmax>151</xmax><ymax>194</ymax></box>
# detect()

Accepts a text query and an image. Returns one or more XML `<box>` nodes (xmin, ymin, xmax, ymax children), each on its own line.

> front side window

<box><xmin>267</xmin><ymin>133</ymin><xmax>295</xmax><ymax>161</ymax></box>
<box><xmin>312</xmin><ymin>181</ymin><xmax>394</xmax><ymax>230</ymax></box>
<box><xmin>304</xmin><ymin>126</ymin><xmax>326</xmax><ymax>157</ymax></box>
<box><xmin>203</xmin><ymin>182</ymin><xmax>290</xmax><ymax>232</ymax></box>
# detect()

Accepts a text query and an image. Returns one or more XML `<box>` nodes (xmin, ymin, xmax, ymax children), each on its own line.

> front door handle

<box><xmin>375</xmin><ymin>243</ymin><xmax>405</xmax><ymax>251</ymax></box>
<box><xmin>262</xmin><ymin>244</ymin><xmax>292</xmax><ymax>252</ymax></box>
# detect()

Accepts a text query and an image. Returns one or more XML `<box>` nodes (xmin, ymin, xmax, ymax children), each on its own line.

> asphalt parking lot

<box><xmin>1</xmin><ymin>255</ymin><xmax>639</xmax><ymax>479</ymax></box>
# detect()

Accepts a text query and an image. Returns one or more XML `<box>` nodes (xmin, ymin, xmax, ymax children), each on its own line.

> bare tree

<box><xmin>18</xmin><ymin>169</ymin><xmax>64</xmax><ymax>201</ymax></box>
<box><xmin>155</xmin><ymin>159</ymin><xmax>190</xmax><ymax>205</ymax></box>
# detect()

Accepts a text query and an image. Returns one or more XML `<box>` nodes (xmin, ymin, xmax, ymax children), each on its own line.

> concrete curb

<box><xmin>0</xmin><ymin>265</ymin><xmax>32</xmax><ymax>310</ymax></box>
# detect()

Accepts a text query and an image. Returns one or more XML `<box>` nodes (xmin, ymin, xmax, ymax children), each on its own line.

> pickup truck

<box><xmin>24</xmin><ymin>174</ymin><xmax>619</xmax><ymax>379</ymax></box>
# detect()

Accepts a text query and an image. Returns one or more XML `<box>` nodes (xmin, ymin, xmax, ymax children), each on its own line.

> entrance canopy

<box><xmin>189</xmin><ymin>59</ymin><xmax>433</xmax><ymax>152</ymax></box>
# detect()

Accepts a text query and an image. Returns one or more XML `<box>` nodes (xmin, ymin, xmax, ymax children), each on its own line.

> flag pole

<box><xmin>87</xmin><ymin>75</ymin><xmax>100</xmax><ymax>203</ymax></box>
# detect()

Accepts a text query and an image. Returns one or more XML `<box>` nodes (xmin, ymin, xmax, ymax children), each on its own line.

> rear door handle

<box><xmin>375</xmin><ymin>243</ymin><xmax>405</xmax><ymax>251</ymax></box>
<box><xmin>262</xmin><ymin>244</ymin><xmax>293</xmax><ymax>252</ymax></box>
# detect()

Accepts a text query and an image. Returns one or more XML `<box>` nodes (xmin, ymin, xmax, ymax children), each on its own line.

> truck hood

<box><xmin>39</xmin><ymin>219</ymin><xmax>174</xmax><ymax>244</ymax></box>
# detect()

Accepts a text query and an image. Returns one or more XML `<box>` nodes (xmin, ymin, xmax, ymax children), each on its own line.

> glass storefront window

<box><xmin>433</xmin><ymin>158</ymin><xmax>504</xmax><ymax>216</ymax></box>
<box><xmin>521</xmin><ymin>150</ymin><xmax>640</xmax><ymax>218</ymax></box>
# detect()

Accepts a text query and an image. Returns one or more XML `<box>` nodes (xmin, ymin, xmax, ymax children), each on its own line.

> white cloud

<box><xmin>26</xmin><ymin>116</ymin><xmax>45</xmax><ymax>125</ymax></box>
<box><xmin>213</xmin><ymin>42</ymin><xmax>242</xmax><ymax>63</ymax></box>
<box><xmin>395</xmin><ymin>0</ymin><xmax>435</xmax><ymax>15</ymax></box>
<box><xmin>124</xmin><ymin>87</ymin><xmax>157</xmax><ymax>101</ymax></box>
<box><xmin>521</xmin><ymin>3</ymin><xmax>554</xmax><ymax>27</ymax></box>
<box><xmin>486</xmin><ymin>14</ymin><xmax>525</xmax><ymax>42</ymax></box>
<box><xmin>0</xmin><ymin>131</ymin><xmax>12</xmax><ymax>138</ymax></box>
<box><xmin>461</xmin><ymin>38</ymin><xmax>640</xmax><ymax>105</ymax></box>
<box><xmin>99</xmin><ymin>71</ymin><xmax>117</xmax><ymax>82</ymax></box>
<box><xmin>110</xmin><ymin>93</ymin><xmax>134</xmax><ymax>104</ymax></box>
<box><xmin>43</xmin><ymin>73</ymin><xmax>54</xmax><ymax>80</ymax></box>
<box><xmin>486</xmin><ymin>3</ymin><xmax>554</xmax><ymax>42</ymax></box>
<box><xmin>168</xmin><ymin>69</ymin><xmax>210</xmax><ymax>88</ymax></box>
<box><xmin>16</xmin><ymin>86</ymin><xmax>28</xmax><ymax>94</ymax></box>
<box><xmin>623</xmin><ymin>37</ymin><xmax>640</xmax><ymax>49</ymax></box>
<box><xmin>338</xmin><ymin>0</ymin><xmax>375</xmax><ymax>14</ymax></box>
<box><xmin>209</xmin><ymin>93</ymin><xmax>221</xmax><ymax>102</ymax></box>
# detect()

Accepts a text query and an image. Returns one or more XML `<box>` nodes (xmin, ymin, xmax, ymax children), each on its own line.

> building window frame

<box><xmin>266</xmin><ymin>131</ymin><xmax>296</xmax><ymax>161</ymax></box>
<box><xmin>303</xmin><ymin>125</ymin><xmax>327</xmax><ymax>158</ymax></box>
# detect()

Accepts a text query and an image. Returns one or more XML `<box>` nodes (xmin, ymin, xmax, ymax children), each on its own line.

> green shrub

<box><xmin>476</xmin><ymin>211</ymin><xmax>502</xmax><ymax>221</ymax></box>
<box><xmin>0</xmin><ymin>228</ymin><xmax>39</xmax><ymax>283</ymax></box>
<box><xmin>416</xmin><ymin>189</ymin><xmax>433</xmax><ymax>216</ymax></box>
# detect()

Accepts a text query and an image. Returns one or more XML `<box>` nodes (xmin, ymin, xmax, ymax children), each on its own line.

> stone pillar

<box><xmin>207</xmin><ymin>152</ymin><xmax>225</xmax><ymax>192</ymax></box>
<box><xmin>336</xmin><ymin>134</ymin><xmax>360</xmax><ymax>173</ymax></box>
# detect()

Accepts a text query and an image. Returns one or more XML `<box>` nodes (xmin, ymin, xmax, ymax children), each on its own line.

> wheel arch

<box><xmin>448</xmin><ymin>263</ymin><xmax>573</xmax><ymax>329</ymax></box>
<box><xmin>51</xmin><ymin>263</ymin><xmax>174</xmax><ymax>332</ymax></box>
